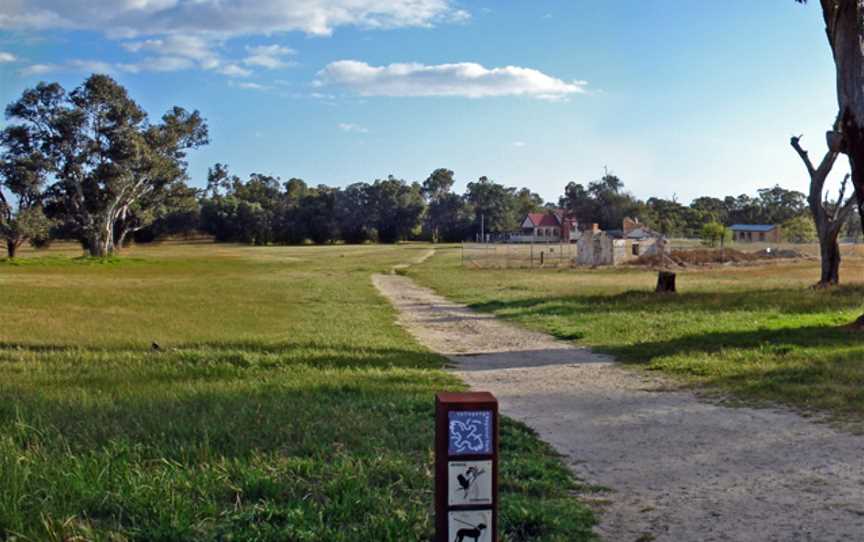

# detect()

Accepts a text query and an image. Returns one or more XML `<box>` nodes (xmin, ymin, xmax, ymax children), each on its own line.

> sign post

<box><xmin>436</xmin><ymin>392</ymin><xmax>499</xmax><ymax>542</ymax></box>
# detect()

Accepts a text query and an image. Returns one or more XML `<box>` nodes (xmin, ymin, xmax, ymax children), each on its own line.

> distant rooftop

<box><xmin>729</xmin><ymin>224</ymin><xmax>778</xmax><ymax>232</ymax></box>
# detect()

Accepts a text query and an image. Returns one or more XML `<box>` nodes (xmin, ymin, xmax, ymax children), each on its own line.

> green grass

<box><xmin>0</xmin><ymin>242</ymin><xmax>595</xmax><ymax>541</ymax></box>
<box><xmin>410</xmin><ymin>248</ymin><xmax>864</xmax><ymax>423</ymax></box>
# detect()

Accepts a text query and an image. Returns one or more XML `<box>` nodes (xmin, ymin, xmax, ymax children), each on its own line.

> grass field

<box><xmin>0</xmin><ymin>242</ymin><xmax>595</xmax><ymax>541</ymax></box>
<box><xmin>410</xmin><ymin>247</ymin><xmax>864</xmax><ymax>424</ymax></box>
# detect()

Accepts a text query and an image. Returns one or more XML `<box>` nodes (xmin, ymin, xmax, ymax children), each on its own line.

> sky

<box><xmin>0</xmin><ymin>0</ymin><xmax>848</xmax><ymax>205</ymax></box>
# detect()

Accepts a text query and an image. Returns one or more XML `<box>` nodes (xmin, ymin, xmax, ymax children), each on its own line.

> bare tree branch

<box><xmin>791</xmin><ymin>135</ymin><xmax>817</xmax><ymax>177</ymax></box>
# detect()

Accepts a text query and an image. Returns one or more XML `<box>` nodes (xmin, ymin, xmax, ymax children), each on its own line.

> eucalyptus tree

<box><xmin>0</xmin><ymin>124</ymin><xmax>52</xmax><ymax>258</ymax></box>
<box><xmin>3</xmin><ymin>75</ymin><xmax>207</xmax><ymax>256</ymax></box>
<box><xmin>422</xmin><ymin>168</ymin><xmax>455</xmax><ymax>242</ymax></box>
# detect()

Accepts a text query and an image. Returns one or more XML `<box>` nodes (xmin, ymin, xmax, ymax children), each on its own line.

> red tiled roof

<box><xmin>526</xmin><ymin>212</ymin><xmax>561</xmax><ymax>227</ymax></box>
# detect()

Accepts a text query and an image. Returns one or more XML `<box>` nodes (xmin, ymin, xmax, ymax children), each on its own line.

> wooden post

<box><xmin>436</xmin><ymin>392</ymin><xmax>499</xmax><ymax>542</ymax></box>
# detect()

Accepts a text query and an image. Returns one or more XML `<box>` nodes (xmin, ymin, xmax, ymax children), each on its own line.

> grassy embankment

<box><xmin>0</xmin><ymin>242</ymin><xmax>595</xmax><ymax>541</ymax></box>
<box><xmin>410</xmin><ymin>247</ymin><xmax>864</xmax><ymax>423</ymax></box>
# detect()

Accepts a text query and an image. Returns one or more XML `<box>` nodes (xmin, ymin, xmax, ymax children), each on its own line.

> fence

<box><xmin>461</xmin><ymin>242</ymin><xmax>578</xmax><ymax>269</ymax></box>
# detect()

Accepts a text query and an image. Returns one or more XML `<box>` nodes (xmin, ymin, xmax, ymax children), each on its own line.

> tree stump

<box><xmin>656</xmin><ymin>271</ymin><xmax>676</xmax><ymax>293</ymax></box>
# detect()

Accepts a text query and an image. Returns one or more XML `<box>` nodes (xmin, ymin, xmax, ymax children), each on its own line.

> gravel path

<box><xmin>372</xmin><ymin>273</ymin><xmax>864</xmax><ymax>542</ymax></box>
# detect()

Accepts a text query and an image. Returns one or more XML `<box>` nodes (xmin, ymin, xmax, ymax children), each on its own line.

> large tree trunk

<box><xmin>824</xmin><ymin>2</ymin><xmax>864</xmax><ymax>225</ymax></box>
<box><xmin>6</xmin><ymin>239</ymin><xmax>17</xmax><ymax>259</ymax></box>
<box><xmin>818</xmin><ymin>231</ymin><xmax>842</xmax><ymax>285</ymax></box>
<box><xmin>86</xmin><ymin>232</ymin><xmax>111</xmax><ymax>257</ymax></box>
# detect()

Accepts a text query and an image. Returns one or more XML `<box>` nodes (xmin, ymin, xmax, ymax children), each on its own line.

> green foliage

<box><xmin>782</xmin><ymin>214</ymin><xmax>818</xmax><ymax>243</ymax></box>
<box><xmin>0</xmin><ymin>205</ymin><xmax>52</xmax><ymax>257</ymax></box>
<box><xmin>0</xmin><ymin>244</ymin><xmax>595</xmax><ymax>540</ymax></box>
<box><xmin>465</xmin><ymin>176</ymin><xmax>521</xmax><ymax>236</ymax></box>
<box><xmin>2</xmin><ymin>75</ymin><xmax>207</xmax><ymax>256</ymax></box>
<box><xmin>559</xmin><ymin>174</ymin><xmax>644</xmax><ymax>231</ymax></box>
<box><xmin>700</xmin><ymin>221</ymin><xmax>730</xmax><ymax>247</ymax></box>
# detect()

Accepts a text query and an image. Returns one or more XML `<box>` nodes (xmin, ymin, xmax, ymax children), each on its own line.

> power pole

<box><xmin>481</xmin><ymin>214</ymin><xmax>485</xmax><ymax>244</ymax></box>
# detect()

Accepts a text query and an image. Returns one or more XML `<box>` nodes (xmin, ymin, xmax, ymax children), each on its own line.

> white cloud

<box><xmin>123</xmin><ymin>35</ymin><xmax>217</xmax><ymax>63</ymax></box>
<box><xmin>512</xmin><ymin>141</ymin><xmax>527</xmax><ymax>147</ymax></box>
<box><xmin>316</xmin><ymin>60</ymin><xmax>587</xmax><ymax>101</ymax></box>
<box><xmin>244</xmin><ymin>44</ymin><xmax>296</xmax><ymax>69</ymax></box>
<box><xmin>229</xmin><ymin>81</ymin><xmax>270</xmax><ymax>91</ymax></box>
<box><xmin>120</xmin><ymin>35</ymin><xmax>254</xmax><ymax>76</ymax></box>
<box><xmin>67</xmin><ymin>59</ymin><xmax>115</xmax><ymax>73</ymax></box>
<box><xmin>20</xmin><ymin>63</ymin><xmax>57</xmax><ymax>75</ymax></box>
<box><xmin>338</xmin><ymin>122</ymin><xmax>369</xmax><ymax>134</ymax></box>
<box><xmin>20</xmin><ymin>59</ymin><xmax>115</xmax><ymax>75</ymax></box>
<box><xmin>119</xmin><ymin>56</ymin><xmax>195</xmax><ymax>73</ymax></box>
<box><xmin>0</xmin><ymin>1</ymin><xmax>468</xmax><ymax>37</ymax></box>
<box><xmin>218</xmin><ymin>63</ymin><xmax>252</xmax><ymax>77</ymax></box>
<box><xmin>0</xmin><ymin>51</ymin><xmax>16</xmax><ymax>63</ymax></box>
<box><xmin>3</xmin><ymin>2</ymin><xmax>470</xmax><ymax>80</ymax></box>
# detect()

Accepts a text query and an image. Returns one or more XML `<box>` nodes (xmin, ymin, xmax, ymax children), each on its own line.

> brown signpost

<box><xmin>435</xmin><ymin>391</ymin><xmax>499</xmax><ymax>542</ymax></box>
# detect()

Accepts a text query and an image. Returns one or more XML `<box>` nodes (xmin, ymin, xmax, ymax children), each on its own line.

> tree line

<box><xmin>1</xmin><ymin>74</ymin><xmax>847</xmax><ymax>258</ymax></box>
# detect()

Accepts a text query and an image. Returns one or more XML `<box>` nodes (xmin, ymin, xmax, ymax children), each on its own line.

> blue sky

<box><xmin>0</xmin><ymin>1</ymin><xmax>845</xmax><ymax>204</ymax></box>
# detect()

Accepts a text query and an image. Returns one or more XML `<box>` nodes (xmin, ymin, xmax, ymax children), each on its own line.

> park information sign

<box><xmin>435</xmin><ymin>392</ymin><xmax>499</xmax><ymax>542</ymax></box>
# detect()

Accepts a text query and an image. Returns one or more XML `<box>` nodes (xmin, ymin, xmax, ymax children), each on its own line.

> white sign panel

<box><xmin>448</xmin><ymin>460</ymin><xmax>492</xmax><ymax>506</ymax></box>
<box><xmin>448</xmin><ymin>509</ymin><xmax>492</xmax><ymax>542</ymax></box>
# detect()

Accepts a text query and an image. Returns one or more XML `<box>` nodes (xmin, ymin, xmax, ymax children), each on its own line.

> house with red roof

<box><xmin>515</xmin><ymin>210</ymin><xmax>579</xmax><ymax>243</ymax></box>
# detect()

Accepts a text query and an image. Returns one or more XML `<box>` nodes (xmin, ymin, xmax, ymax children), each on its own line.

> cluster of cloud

<box><xmin>338</xmin><ymin>123</ymin><xmax>369</xmax><ymax>134</ymax></box>
<box><xmin>0</xmin><ymin>0</ymin><xmax>468</xmax><ymax>37</ymax></box>
<box><xmin>316</xmin><ymin>60</ymin><xmax>587</xmax><ymax>101</ymax></box>
<box><xmin>2</xmin><ymin>0</ymin><xmax>464</xmax><ymax>78</ymax></box>
<box><xmin>1</xmin><ymin>2</ymin><xmax>588</xmax><ymax>104</ymax></box>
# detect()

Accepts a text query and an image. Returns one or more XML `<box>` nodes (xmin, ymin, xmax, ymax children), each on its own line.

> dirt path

<box><xmin>372</xmin><ymin>273</ymin><xmax>864</xmax><ymax>542</ymax></box>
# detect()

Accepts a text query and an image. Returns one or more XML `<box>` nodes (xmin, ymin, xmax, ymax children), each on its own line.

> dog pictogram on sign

<box><xmin>448</xmin><ymin>510</ymin><xmax>492</xmax><ymax>542</ymax></box>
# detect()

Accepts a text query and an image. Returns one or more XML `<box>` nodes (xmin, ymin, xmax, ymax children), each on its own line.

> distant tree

<box><xmin>701</xmin><ymin>222</ymin><xmax>731</xmax><ymax>247</ymax></box>
<box><xmin>514</xmin><ymin>187</ymin><xmax>544</xmax><ymax>218</ymax></box>
<box><xmin>206</xmin><ymin>163</ymin><xmax>237</xmax><ymax>197</ymax></box>
<box><xmin>200</xmin><ymin>196</ymin><xmax>240</xmax><ymax>242</ymax></box>
<box><xmin>367</xmin><ymin>176</ymin><xmax>424</xmax><ymax>243</ymax></box>
<box><xmin>644</xmin><ymin>197</ymin><xmax>695</xmax><ymax>237</ymax></box>
<box><xmin>335</xmin><ymin>182</ymin><xmax>373</xmax><ymax>243</ymax></box>
<box><xmin>134</xmin><ymin>182</ymin><xmax>201</xmax><ymax>242</ymax></box>
<box><xmin>465</xmin><ymin>176</ymin><xmax>518</xmax><ymax>236</ymax></box>
<box><xmin>782</xmin><ymin>214</ymin><xmax>818</xmax><ymax>243</ymax></box>
<box><xmin>844</xmin><ymin>210</ymin><xmax>861</xmax><ymax>242</ymax></box>
<box><xmin>277</xmin><ymin>177</ymin><xmax>310</xmax><ymax>243</ymax></box>
<box><xmin>4</xmin><ymin>75</ymin><xmax>208</xmax><ymax>256</ymax></box>
<box><xmin>690</xmin><ymin>196</ymin><xmax>729</xmax><ymax>224</ymax></box>
<box><xmin>559</xmin><ymin>182</ymin><xmax>595</xmax><ymax>223</ymax></box>
<box><xmin>422</xmin><ymin>168</ymin><xmax>455</xmax><ymax>242</ymax></box>
<box><xmin>756</xmin><ymin>185</ymin><xmax>807</xmax><ymax>224</ymax></box>
<box><xmin>428</xmin><ymin>192</ymin><xmax>473</xmax><ymax>242</ymax></box>
<box><xmin>0</xmin><ymin>124</ymin><xmax>52</xmax><ymax>258</ymax></box>
<box><xmin>421</xmin><ymin>168</ymin><xmax>455</xmax><ymax>201</ymax></box>
<box><xmin>587</xmin><ymin>173</ymin><xmax>643</xmax><ymax>230</ymax></box>
<box><xmin>299</xmin><ymin>186</ymin><xmax>339</xmax><ymax>244</ymax></box>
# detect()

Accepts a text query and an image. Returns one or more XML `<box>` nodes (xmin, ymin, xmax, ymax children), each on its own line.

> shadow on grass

<box><xmin>602</xmin><ymin>325</ymin><xmax>864</xmax><ymax>417</ymax></box>
<box><xmin>469</xmin><ymin>284</ymin><xmax>864</xmax><ymax>318</ymax></box>
<box><xmin>0</xmin><ymin>341</ymin><xmax>447</xmax><ymax>370</ymax></box>
<box><xmin>606</xmin><ymin>325</ymin><xmax>864</xmax><ymax>365</ymax></box>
